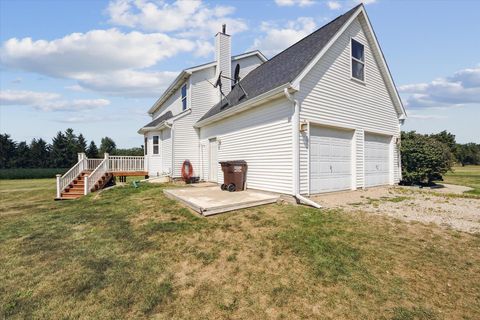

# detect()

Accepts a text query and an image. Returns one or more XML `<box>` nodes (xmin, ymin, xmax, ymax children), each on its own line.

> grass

<box><xmin>443</xmin><ymin>165</ymin><xmax>480</xmax><ymax>195</ymax></box>
<box><xmin>0</xmin><ymin>168</ymin><xmax>69</xmax><ymax>179</ymax></box>
<box><xmin>0</xmin><ymin>178</ymin><xmax>479</xmax><ymax>319</ymax></box>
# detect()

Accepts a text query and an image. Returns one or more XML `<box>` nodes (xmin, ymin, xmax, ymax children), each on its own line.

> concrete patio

<box><xmin>163</xmin><ymin>184</ymin><xmax>280</xmax><ymax>216</ymax></box>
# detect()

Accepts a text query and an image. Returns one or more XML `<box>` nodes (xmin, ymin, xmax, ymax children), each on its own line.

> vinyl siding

<box><xmin>232</xmin><ymin>55</ymin><xmax>263</xmax><ymax>81</ymax></box>
<box><xmin>200</xmin><ymin>97</ymin><xmax>293</xmax><ymax>194</ymax></box>
<box><xmin>152</xmin><ymin>87</ymin><xmax>184</xmax><ymax>120</ymax></box>
<box><xmin>298</xmin><ymin>16</ymin><xmax>401</xmax><ymax>193</ymax></box>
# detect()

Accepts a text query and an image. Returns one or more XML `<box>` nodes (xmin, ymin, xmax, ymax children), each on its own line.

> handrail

<box><xmin>85</xmin><ymin>158</ymin><xmax>108</xmax><ymax>195</ymax></box>
<box><xmin>108</xmin><ymin>156</ymin><xmax>145</xmax><ymax>172</ymax></box>
<box><xmin>86</xmin><ymin>158</ymin><xmax>103</xmax><ymax>170</ymax></box>
<box><xmin>56</xmin><ymin>158</ymin><xmax>86</xmax><ymax>197</ymax></box>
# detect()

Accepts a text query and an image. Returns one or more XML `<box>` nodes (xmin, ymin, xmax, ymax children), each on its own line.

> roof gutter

<box><xmin>195</xmin><ymin>83</ymin><xmax>295</xmax><ymax>128</ymax></box>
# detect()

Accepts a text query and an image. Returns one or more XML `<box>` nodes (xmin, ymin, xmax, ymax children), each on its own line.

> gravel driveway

<box><xmin>311</xmin><ymin>185</ymin><xmax>480</xmax><ymax>234</ymax></box>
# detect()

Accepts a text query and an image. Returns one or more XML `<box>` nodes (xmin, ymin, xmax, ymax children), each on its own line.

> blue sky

<box><xmin>1</xmin><ymin>0</ymin><xmax>479</xmax><ymax>147</ymax></box>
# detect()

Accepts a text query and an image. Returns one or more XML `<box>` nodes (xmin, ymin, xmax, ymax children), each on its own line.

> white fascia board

<box><xmin>232</xmin><ymin>50</ymin><xmax>268</xmax><ymax>62</ymax></box>
<box><xmin>147</xmin><ymin>70</ymin><xmax>191</xmax><ymax>115</ymax></box>
<box><xmin>291</xmin><ymin>5</ymin><xmax>406</xmax><ymax>119</ymax></box>
<box><xmin>194</xmin><ymin>83</ymin><xmax>295</xmax><ymax>128</ymax></box>
<box><xmin>138</xmin><ymin>108</ymin><xmax>192</xmax><ymax>134</ymax></box>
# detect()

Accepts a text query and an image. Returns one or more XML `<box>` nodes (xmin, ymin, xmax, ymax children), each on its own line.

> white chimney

<box><xmin>215</xmin><ymin>24</ymin><xmax>231</xmax><ymax>96</ymax></box>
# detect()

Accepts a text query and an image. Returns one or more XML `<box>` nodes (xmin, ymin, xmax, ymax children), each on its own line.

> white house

<box><xmin>138</xmin><ymin>4</ymin><xmax>406</xmax><ymax>198</ymax></box>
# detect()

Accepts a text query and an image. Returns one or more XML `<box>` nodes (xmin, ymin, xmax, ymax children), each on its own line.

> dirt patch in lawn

<box><xmin>312</xmin><ymin>186</ymin><xmax>480</xmax><ymax>234</ymax></box>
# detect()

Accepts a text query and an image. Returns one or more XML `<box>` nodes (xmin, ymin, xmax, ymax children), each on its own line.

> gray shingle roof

<box><xmin>198</xmin><ymin>4</ymin><xmax>361</xmax><ymax>123</ymax></box>
<box><xmin>141</xmin><ymin>111</ymin><xmax>173</xmax><ymax>128</ymax></box>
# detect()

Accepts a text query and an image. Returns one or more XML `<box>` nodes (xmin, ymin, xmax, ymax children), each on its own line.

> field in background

<box><xmin>0</xmin><ymin>168</ymin><xmax>68</xmax><ymax>180</ymax></box>
<box><xmin>443</xmin><ymin>165</ymin><xmax>480</xmax><ymax>195</ymax></box>
<box><xmin>0</xmin><ymin>177</ymin><xmax>479</xmax><ymax>319</ymax></box>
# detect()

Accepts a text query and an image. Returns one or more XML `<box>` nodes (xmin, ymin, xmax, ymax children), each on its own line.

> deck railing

<box><xmin>56</xmin><ymin>153</ymin><xmax>146</xmax><ymax>198</ymax></box>
<box><xmin>85</xmin><ymin>157</ymin><xmax>108</xmax><ymax>195</ymax></box>
<box><xmin>56</xmin><ymin>156</ymin><xmax>86</xmax><ymax>198</ymax></box>
<box><xmin>108</xmin><ymin>156</ymin><xmax>145</xmax><ymax>173</ymax></box>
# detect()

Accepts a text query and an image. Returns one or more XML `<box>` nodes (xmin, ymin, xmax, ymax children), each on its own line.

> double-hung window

<box><xmin>351</xmin><ymin>39</ymin><xmax>365</xmax><ymax>82</ymax></box>
<box><xmin>153</xmin><ymin>135</ymin><xmax>159</xmax><ymax>155</ymax></box>
<box><xmin>181</xmin><ymin>84</ymin><xmax>187</xmax><ymax>111</ymax></box>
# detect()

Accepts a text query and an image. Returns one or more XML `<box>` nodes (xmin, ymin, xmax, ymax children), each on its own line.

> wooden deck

<box><xmin>111</xmin><ymin>171</ymin><xmax>148</xmax><ymax>177</ymax></box>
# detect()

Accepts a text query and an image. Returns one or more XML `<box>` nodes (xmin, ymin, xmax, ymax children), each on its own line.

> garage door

<box><xmin>310</xmin><ymin>126</ymin><xmax>353</xmax><ymax>193</ymax></box>
<box><xmin>364</xmin><ymin>133</ymin><xmax>391</xmax><ymax>187</ymax></box>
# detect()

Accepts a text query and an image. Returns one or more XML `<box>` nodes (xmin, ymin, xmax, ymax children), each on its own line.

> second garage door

<box><xmin>364</xmin><ymin>133</ymin><xmax>391</xmax><ymax>187</ymax></box>
<box><xmin>310</xmin><ymin>126</ymin><xmax>353</xmax><ymax>194</ymax></box>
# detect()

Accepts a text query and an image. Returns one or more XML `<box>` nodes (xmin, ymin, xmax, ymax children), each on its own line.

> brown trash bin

<box><xmin>219</xmin><ymin>160</ymin><xmax>248</xmax><ymax>192</ymax></box>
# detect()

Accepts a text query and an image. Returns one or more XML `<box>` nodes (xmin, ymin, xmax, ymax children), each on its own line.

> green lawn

<box><xmin>0</xmin><ymin>179</ymin><xmax>479</xmax><ymax>319</ymax></box>
<box><xmin>443</xmin><ymin>165</ymin><xmax>480</xmax><ymax>195</ymax></box>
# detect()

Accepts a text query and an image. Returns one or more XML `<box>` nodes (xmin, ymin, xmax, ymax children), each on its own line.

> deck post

<box><xmin>56</xmin><ymin>174</ymin><xmax>61</xmax><ymax>198</ymax></box>
<box><xmin>84</xmin><ymin>177</ymin><xmax>89</xmax><ymax>195</ymax></box>
<box><xmin>104</xmin><ymin>153</ymin><xmax>109</xmax><ymax>171</ymax></box>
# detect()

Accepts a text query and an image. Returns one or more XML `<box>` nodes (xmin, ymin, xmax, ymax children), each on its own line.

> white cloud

<box><xmin>0</xmin><ymin>89</ymin><xmax>110</xmax><ymax>111</ymax></box>
<box><xmin>0</xmin><ymin>29</ymin><xmax>194</xmax><ymax>78</ymax></box>
<box><xmin>354</xmin><ymin>0</ymin><xmax>377</xmax><ymax>4</ymax></box>
<box><xmin>400</xmin><ymin>66</ymin><xmax>480</xmax><ymax>109</ymax></box>
<box><xmin>75</xmin><ymin>70</ymin><xmax>179</xmax><ymax>97</ymax></box>
<box><xmin>106</xmin><ymin>0</ymin><xmax>248</xmax><ymax>38</ymax></box>
<box><xmin>251</xmin><ymin>17</ymin><xmax>317</xmax><ymax>57</ymax></box>
<box><xmin>327</xmin><ymin>1</ymin><xmax>341</xmax><ymax>10</ymax></box>
<box><xmin>275</xmin><ymin>0</ymin><xmax>315</xmax><ymax>7</ymax></box>
<box><xmin>0</xmin><ymin>28</ymin><xmax>207</xmax><ymax>97</ymax></box>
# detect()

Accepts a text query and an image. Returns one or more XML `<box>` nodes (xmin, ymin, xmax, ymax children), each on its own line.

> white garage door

<box><xmin>364</xmin><ymin>133</ymin><xmax>391</xmax><ymax>187</ymax></box>
<box><xmin>310</xmin><ymin>126</ymin><xmax>353</xmax><ymax>194</ymax></box>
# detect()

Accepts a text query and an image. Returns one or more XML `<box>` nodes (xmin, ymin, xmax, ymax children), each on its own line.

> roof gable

<box><xmin>198</xmin><ymin>4</ymin><xmax>361</xmax><ymax>123</ymax></box>
<box><xmin>197</xmin><ymin>4</ymin><xmax>406</xmax><ymax>125</ymax></box>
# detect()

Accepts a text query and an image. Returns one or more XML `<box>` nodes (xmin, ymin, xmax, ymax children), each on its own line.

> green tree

<box><xmin>30</xmin><ymin>138</ymin><xmax>51</xmax><ymax>167</ymax></box>
<box><xmin>0</xmin><ymin>134</ymin><xmax>17</xmax><ymax>168</ymax></box>
<box><xmin>401</xmin><ymin>131</ymin><xmax>454</xmax><ymax>184</ymax></box>
<box><xmin>64</xmin><ymin>128</ymin><xmax>78</xmax><ymax>166</ymax></box>
<box><xmin>51</xmin><ymin>131</ymin><xmax>69</xmax><ymax>167</ymax></box>
<box><xmin>456</xmin><ymin>143</ymin><xmax>480</xmax><ymax>166</ymax></box>
<box><xmin>86</xmin><ymin>141</ymin><xmax>99</xmax><ymax>158</ymax></box>
<box><xmin>430</xmin><ymin>130</ymin><xmax>457</xmax><ymax>156</ymax></box>
<box><xmin>99</xmin><ymin>137</ymin><xmax>116</xmax><ymax>155</ymax></box>
<box><xmin>112</xmin><ymin>146</ymin><xmax>144</xmax><ymax>156</ymax></box>
<box><xmin>14</xmin><ymin>141</ymin><xmax>31</xmax><ymax>168</ymax></box>
<box><xmin>76</xmin><ymin>133</ymin><xmax>88</xmax><ymax>154</ymax></box>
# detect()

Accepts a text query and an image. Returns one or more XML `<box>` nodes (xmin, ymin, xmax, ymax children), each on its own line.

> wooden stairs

<box><xmin>60</xmin><ymin>170</ymin><xmax>114</xmax><ymax>200</ymax></box>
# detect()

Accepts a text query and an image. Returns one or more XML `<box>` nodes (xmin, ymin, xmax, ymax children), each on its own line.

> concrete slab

<box><xmin>163</xmin><ymin>186</ymin><xmax>279</xmax><ymax>216</ymax></box>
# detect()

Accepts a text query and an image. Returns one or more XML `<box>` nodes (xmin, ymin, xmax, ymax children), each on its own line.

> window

<box><xmin>181</xmin><ymin>84</ymin><xmax>187</xmax><ymax>111</ymax></box>
<box><xmin>351</xmin><ymin>39</ymin><xmax>365</xmax><ymax>81</ymax></box>
<box><xmin>144</xmin><ymin>137</ymin><xmax>148</xmax><ymax>155</ymax></box>
<box><xmin>153</xmin><ymin>135</ymin><xmax>159</xmax><ymax>155</ymax></box>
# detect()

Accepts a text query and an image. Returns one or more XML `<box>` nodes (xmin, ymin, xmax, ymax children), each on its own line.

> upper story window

<box><xmin>181</xmin><ymin>84</ymin><xmax>187</xmax><ymax>111</ymax></box>
<box><xmin>351</xmin><ymin>39</ymin><xmax>365</xmax><ymax>82</ymax></box>
<box><xmin>153</xmin><ymin>135</ymin><xmax>159</xmax><ymax>155</ymax></box>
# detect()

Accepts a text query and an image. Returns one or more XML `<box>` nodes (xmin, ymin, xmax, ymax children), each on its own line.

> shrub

<box><xmin>401</xmin><ymin>131</ymin><xmax>454</xmax><ymax>185</ymax></box>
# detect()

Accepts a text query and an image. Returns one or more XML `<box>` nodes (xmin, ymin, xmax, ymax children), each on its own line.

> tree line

<box><xmin>0</xmin><ymin>129</ymin><xmax>143</xmax><ymax>169</ymax></box>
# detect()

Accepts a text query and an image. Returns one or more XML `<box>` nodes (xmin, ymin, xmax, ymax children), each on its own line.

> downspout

<box><xmin>284</xmin><ymin>88</ymin><xmax>322</xmax><ymax>209</ymax></box>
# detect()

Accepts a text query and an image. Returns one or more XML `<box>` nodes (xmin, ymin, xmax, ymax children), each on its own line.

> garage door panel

<box><xmin>365</xmin><ymin>133</ymin><xmax>391</xmax><ymax>187</ymax></box>
<box><xmin>310</xmin><ymin>126</ymin><xmax>353</xmax><ymax>194</ymax></box>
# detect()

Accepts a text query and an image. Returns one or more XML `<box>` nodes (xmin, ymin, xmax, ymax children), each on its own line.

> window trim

<box><xmin>181</xmin><ymin>83</ymin><xmax>187</xmax><ymax>111</ymax></box>
<box><xmin>350</xmin><ymin>38</ymin><xmax>366</xmax><ymax>84</ymax></box>
<box><xmin>152</xmin><ymin>135</ymin><xmax>160</xmax><ymax>155</ymax></box>
<box><xmin>144</xmin><ymin>136</ymin><xmax>148</xmax><ymax>155</ymax></box>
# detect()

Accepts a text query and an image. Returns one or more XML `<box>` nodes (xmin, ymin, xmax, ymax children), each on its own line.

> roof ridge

<box><xmin>256</xmin><ymin>4</ymin><xmax>362</xmax><ymax>70</ymax></box>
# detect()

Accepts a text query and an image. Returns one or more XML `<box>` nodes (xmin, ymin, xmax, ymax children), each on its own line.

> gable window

<box><xmin>144</xmin><ymin>137</ymin><xmax>148</xmax><ymax>155</ymax></box>
<box><xmin>351</xmin><ymin>39</ymin><xmax>365</xmax><ymax>82</ymax></box>
<box><xmin>153</xmin><ymin>135</ymin><xmax>159</xmax><ymax>155</ymax></box>
<box><xmin>181</xmin><ymin>84</ymin><xmax>187</xmax><ymax>111</ymax></box>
